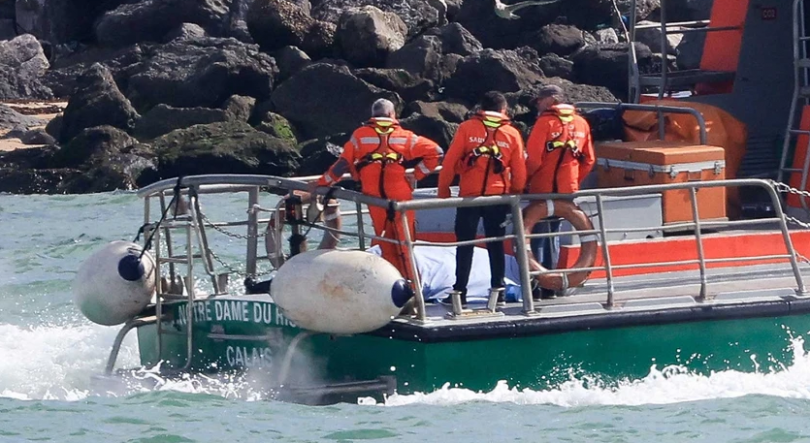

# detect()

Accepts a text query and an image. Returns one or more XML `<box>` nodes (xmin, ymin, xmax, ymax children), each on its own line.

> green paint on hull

<box><xmin>137</xmin><ymin>299</ymin><xmax>810</xmax><ymax>394</ymax></box>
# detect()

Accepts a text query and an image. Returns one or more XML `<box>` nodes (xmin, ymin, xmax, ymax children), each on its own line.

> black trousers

<box><xmin>453</xmin><ymin>204</ymin><xmax>509</xmax><ymax>301</ymax></box>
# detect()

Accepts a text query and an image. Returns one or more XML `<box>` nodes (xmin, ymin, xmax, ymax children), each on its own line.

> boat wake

<box><xmin>374</xmin><ymin>336</ymin><xmax>810</xmax><ymax>408</ymax></box>
<box><xmin>3</xmin><ymin>322</ymin><xmax>810</xmax><ymax>407</ymax></box>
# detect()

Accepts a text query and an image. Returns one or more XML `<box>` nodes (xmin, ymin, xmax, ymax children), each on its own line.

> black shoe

<box><xmin>540</xmin><ymin>288</ymin><xmax>557</xmax><ymax>300</ymax></box>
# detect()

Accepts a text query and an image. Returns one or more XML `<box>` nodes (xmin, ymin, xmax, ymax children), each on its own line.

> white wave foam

<box><xmin>4</xmin><ymin>324</ymin><xmax>810</xmax><ymax>407</ymax></box>
<box><xmin>373</xmin><ymin>337</ymin><xmax>810</xmax><ymax>408</ymax></box>
<box><xmin>0</xmin><ymin>323</ymin><xmax>139</xmax><ymax>401</ymax></box>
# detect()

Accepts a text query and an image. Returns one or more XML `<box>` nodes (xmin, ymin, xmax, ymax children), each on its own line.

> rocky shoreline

<box><xmin>0</xmin><ymin>0</ymin><xmax>710</xmax><ymax>194</ymax></box>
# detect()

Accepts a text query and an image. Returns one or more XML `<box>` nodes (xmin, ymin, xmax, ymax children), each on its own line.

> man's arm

<box><xmin>407</xmin><ymin>133</ymin><xmax>444</xmax><ymax>181</ymax></box>
<box><xmin>525</xmin><ymin>118</ymin><xmax>548</xmax><ymax>179</ymax></box>
<box><xmin>317</xmin><ymin>134</ymin><xmax>358</xmax><ymax>186</ymax></box>
<box><xmin>578</xmin><ymin>122</ymin><xmax>596</xmax><ymax>183</ymax></box>
<box><xmin>508</xmin><ymin>131</ymin><xmax>527</xmax><ymax>194</ymax></box>
<box><xmin>437</xmin><ymin>124</ymin><xmax>467</xmax><ymax>198</ymax></box>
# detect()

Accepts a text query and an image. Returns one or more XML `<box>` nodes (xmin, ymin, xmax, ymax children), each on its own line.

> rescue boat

<box><xmin>76</xmin><ymin>0</ymin><xmax>810</xmax><ymax>404</ymax></box>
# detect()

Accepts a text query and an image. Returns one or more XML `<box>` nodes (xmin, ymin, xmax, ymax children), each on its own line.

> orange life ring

<box><xmin>522</xmin><ymin>199</ymin><xmax>598</xmax><ymax>291</ymax></box>
<box><xmin>265</xmin><ymin>193</ymin><xmax>342</xmax><ymax>268</ymax></box>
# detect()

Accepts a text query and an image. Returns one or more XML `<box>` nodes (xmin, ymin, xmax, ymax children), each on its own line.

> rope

<box><xmin>138</xmin><ymin>176</ymin><xmax>183</xmax><ymax>259</ymax></box>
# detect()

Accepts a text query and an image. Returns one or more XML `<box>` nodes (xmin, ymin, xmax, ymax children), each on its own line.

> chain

<box><xmin>198</xmin><ymin>212</ymin><xmax>259</xmax><ymax>241</ymax></box>
<box><xmin>772</xmin><ymin>180</ymin><xmax>810</xmax><ymax>199</ymax></box>
<box><xmin>206</xmin><ymin>246</ymin><xmax>245</xmax><ymax>277</ymax></box>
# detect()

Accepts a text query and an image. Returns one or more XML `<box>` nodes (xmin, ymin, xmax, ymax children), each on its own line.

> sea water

<box><xmin>2</xmin><ymin>192</ymin><xmax>810</xmax><ymax>443</ymax></box>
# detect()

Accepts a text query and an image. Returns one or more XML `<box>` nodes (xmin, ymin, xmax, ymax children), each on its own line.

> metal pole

<box><xmin>189</xmin><ymin>189</ymin><xmax>218</xmax><ymax>292</ymax></box>
<box><xmin>689</xmin><ymin>187</ymin><xmax>708</xmax><ymax>300</ymax></box>
<box><xmin>766</xmin><ymin>183</ymin><xmax>808</xmax><ymax>294</ymax></box>
<box><xmin>510</xmin><ymin>198</ymin><xmax>536</xmax><ymax>314</ymax></box>
<box><xmin>628</xmin><ymin>0</ymin><xmax>639</xmax><ymax>103</ymax></box>
<box><xmin>356</xmin><ymin>201</ymin><xmax>366</xmax><ymax>251</ymax></box>
<box><xmin>399</xmin><ymin>210</ymin><xmax>426</xmax><ymax>320</ymax></box>
<box><xmin>184</xmin><ymin>223</ymin><xmax>194</xmax><ymax>371</ymax></box>
<box><xmin>105</xmin><ymin>317</ymin><xmax>157</xmax><ymax>375</ymax></box>
<box><xmin>657</xmin><ymin>108</ymin><xmax>666</xmax><ymax>141</ymax></box>
<box><xmin>154</xmin><ymin>223</ymin><xmax>163</xmax><ymax>359</ymax></box>
<box><xmin>658</xmin><ymin>0</ymin><xmax>668</xmax><ymax>100</ymax></box>
<box><xmin>246</xmin><ymin>187</ymin><xmax>259</xmax><ymax>278</ymax></box>
<box><xmin>779</xmin><ymin>0</ymin><xmax>802</xmax><ymax>184</ymax></box>
<box><xmin>595</xmin><ymin>195</ymin><xmax>616</xmax><ymax>307</ymax></box>
<box><xmin>159</xmin><ymin>193</ymin><xmax>176</xmax><ymax>284</ymax></box>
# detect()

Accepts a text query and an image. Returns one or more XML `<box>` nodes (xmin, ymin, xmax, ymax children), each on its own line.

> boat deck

<box><xmin>384</xmin><ymin>260</ymin><xmax>810</xmax><ymax>341</ymax></box>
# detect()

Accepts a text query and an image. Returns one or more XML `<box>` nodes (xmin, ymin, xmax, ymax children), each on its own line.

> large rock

<box><xmin>20</xmin><ymin>128</ymin><xmax>56</xmax><ymax>145</ymax></box>
<box><xmin>295</xmin><ymin>132</ymin><xmax>349</xmax><ymax>176</ymax></box>
<box><xmin>595</xmin><ymin>28</ymin><xmax>620</xmax><ymax>44</ymax></box>
<box><xmin>336</xmin><ymin>6</ymin><xmax>407</xmax><ymax>67</ymax></box>
<box><xmin>223</xmin><ymin>94</ymin><xmax>257</xmax><ymax>122</ymax></box>
<box><xmin>423</xmin><ymin>22</ymin><xmax>482</xmax><ymax>57</ymax></box>
<box><xmin>539</xmin><ymin>53</ymin><xmax>574</xmax><ymax>80</ymax></box>
<box><xmin>254</xmin><ymin>111</ymin><xmax>299</xmax><ymax>143</ymax></box>
<box><xmin>125</xmin><ymin>37</ymin><xmax>278</xmax><ymax>112</ymax></box>
<box><xmin>514</xmin><ymin>78</ymin><xmax>619</xmax><ymax>106</ymax></box>
<box><xmin>354</xmin><ymin>68</ymin><xmax>434</xmax><ymax>102</ymax></box>
<box><xmin>150</xmin><ymin>121</ymin><xmax>301</xmax><ymax>179</ymax></box>
<box><xmin>311</xmin><ymin>0</ymin><xmax>441</xmax><ymax>37</ymax></box>
<box><xmin>96</xmin><ymin>0</ymin><xmax>230</xmax><ymax>47</ymax></box>
<box><xmin>247</xmin><ymin>0</ymin><xmax>335</xmax><ymax>57</ymax></box>
<box><xmin>15</xmin><ymin>0</ymin><xmax>121</xmax><ymax>45</ymax></box>
<box><xmin>444</xmin><ymin>47</ymin><xmax>545</xmax><ymax>104</ymax></box>
<box><xmin>275</xmin><ymin>45</ymin><xmax>312</xmax><ymax>81</ymax></box>
<box><xmin>164</xmin><ymin>23</ymin><xmax>209</xmax><ymax>42</ymax></box>
<box><xmin>386</xmin><ymin>35</ymin><xmax>444</xmax><ymax>81</ymax></box>
<box><xmin>0</xmin><ymin>34</ymin><xmax>53</xmax><ymax>99</ymax></box>
<box><xmin>572</xmin><ymin>43</ymin><xmax>652</xmax><ymax>100</ymax></box>
<box><xmin>53</xmin><ymin>125</ymin><xmax>136</xmax><ymax>167</ymax></box>
<box><xmin>636</xmin><ymin>20</ymin><xmax>683</xmax><ymax>55</ymax></box>
<box><xmin>271</xmin><ymin>63</ymin><xmax>402</xmax><ymax>139</ymax></box>
<box><xmin>0</xmin><ymin>103</ymin><xmax>45</xmax><ymax>130</ymax></box>
<box><xmin>616</xmin><ymin>0</ymin><xmax>660</xmax><ymax>21</ymax></box>
<box><xmin>42</xmin><ymin>45</ymin><xmax>145</xmax><ymax>98</ymax></box>
<box><xmin>60</xmin><ymin>152</ymin><xmax>157</xmax><ymax>193</ymax></box>
<box><xmin>59</xmin><ymin>63</ymin><xmax>140</xmax><ymax>143</ymax></box>
<box><xmin>133</xmin><ymin>104</ymin><xmax>229</xmax><ymax>140</ymax></box>
<box><xmin>404</xmin><ymin>100</ymin><xmax>470</xmax><ymax>123</ymax></box>
<box><xmin>520</xmin><ymin>24</ymin><xmax>585</xmax><ymax>57</ymax></box>
<box><xmin>399</xmin><ymin>112</ymin><xmax>457</xmax><ymax>148</ymax></box>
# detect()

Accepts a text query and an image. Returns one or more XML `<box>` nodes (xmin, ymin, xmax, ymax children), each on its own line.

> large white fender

<box><xmin>73</xmin><ymin>241</ymin><xmax>156</xmax><ymax>326</ymax></box>
<box><xmin>271</xmin><ymin>249</ymin><xmax>413</xmax><ymax>334</ymax></box>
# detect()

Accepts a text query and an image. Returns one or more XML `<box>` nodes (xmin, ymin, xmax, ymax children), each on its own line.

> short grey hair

<box><xmin>371</xmin><ymin>98</ymin><xmax>396</xmax><ymax>118</ymax></box>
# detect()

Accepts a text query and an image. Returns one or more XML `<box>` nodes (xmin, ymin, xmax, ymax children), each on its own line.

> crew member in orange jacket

<box><xmin>315</xmin><ymin>99</ymin><xmax>443</xmax><ymax>282</ymax></box>
<box><xmin>437</xmin><ymin>91</ymin><xmax>527</xmax><ymax>308</ymax></box>
<box><xmin>524</xmin><ymin>85</ymin><xmax>595</xmax><ymax>299</ymax></box>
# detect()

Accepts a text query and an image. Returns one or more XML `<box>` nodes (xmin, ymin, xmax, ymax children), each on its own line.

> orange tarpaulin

<box><xmin>622</xmin><ymin>99</ymin><xmax>748</xmax><ymax>218</ymax></box>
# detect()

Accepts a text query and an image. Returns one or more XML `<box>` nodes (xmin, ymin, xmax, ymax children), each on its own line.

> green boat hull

<box><xmin>135</xmin><ymin>298</ymin><xmax>810</xmax><ymax>394</ymax></box>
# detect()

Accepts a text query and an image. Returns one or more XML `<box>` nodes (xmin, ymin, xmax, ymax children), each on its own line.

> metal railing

<box><xmin>575</xmin><ymin>102</ymin><xmax>708</xmax><ymax>145</ymax></box>
<box><xmin>136</xmin><ymin>175</ymin><xmax>807</xmax><ymax>326</ymax></box>
<box><xmin>626</xmin><ymin>0</ymin><xmax>742</xmax><ymax>102</ymax></box>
